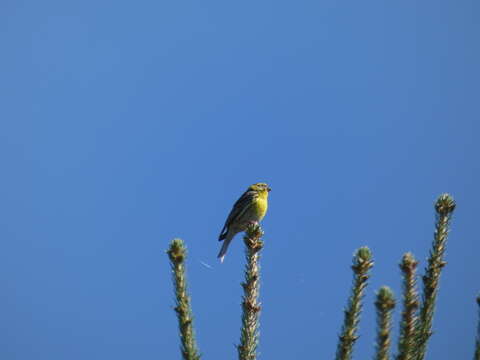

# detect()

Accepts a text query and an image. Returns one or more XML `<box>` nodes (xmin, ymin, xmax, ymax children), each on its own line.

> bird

<box><xmin>217</xmin><ymin>182</ymin><xmax>271</xmax><ymax>262</ymax></box>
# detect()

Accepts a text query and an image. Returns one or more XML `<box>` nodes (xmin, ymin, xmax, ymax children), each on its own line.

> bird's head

<box><xmin>248</xmin><ymin>182</ymin><xmax>271</xmax><ymax>195</ymax></box>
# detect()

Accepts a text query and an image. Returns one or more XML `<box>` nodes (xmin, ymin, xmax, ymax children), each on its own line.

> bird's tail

<box><xmin>217</xmin><ymin>233</ymin><xmax>234</xmax><ymax>263</ymax></box>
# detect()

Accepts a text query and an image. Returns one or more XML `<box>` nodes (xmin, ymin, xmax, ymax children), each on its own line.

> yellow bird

<box><xmin>217</xmin><ymin>183</ymin><xmax>271</xmax><ymax>262</ymax></box>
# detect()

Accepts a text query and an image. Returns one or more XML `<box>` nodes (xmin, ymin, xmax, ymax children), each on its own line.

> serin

<box><xmin>217</xmin><ymin>183</ymin><xmax>271</xmax><ymax>262</ymax></box>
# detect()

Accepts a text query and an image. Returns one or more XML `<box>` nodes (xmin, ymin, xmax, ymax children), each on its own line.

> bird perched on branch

<box><xmin>217</xmin><ymin>183</ymin><xmax>271</xmax><ymax>262</ymax></box>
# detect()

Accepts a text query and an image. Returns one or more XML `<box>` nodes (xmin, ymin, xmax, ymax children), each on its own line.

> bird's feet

<box><xmin>245</xmin><ymin>221</ymin><xmax>260</xmax><ymax>233</ymax></box>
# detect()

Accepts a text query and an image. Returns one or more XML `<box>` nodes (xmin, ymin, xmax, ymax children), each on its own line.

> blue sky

<box><xmin>1</xmin><ymin>0</ymin><xmax>479</xmax><ymax>359</ymax></box>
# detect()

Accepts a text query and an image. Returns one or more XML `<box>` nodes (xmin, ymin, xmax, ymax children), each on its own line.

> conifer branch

<box><xmin>335</xmin><ymin>247</ymin><xmax>374</xmax><ymax>360</ymax></box>
<box><xmin>397</xmin><ymin>253</ymin><xmax>420</xmax><ymax>360</ymax></box>
<box><xmin>237</xmin><ymin>224</ymin><xmax>264</xmax><ymax>360</ymax></box>
<box><xmin>474</xmin><ymin>295</ymin><xmax>480</xmax><ymax>360</ymax></box>
<box><xmin>374</xmin><ymin>287</ymin><xmax>396</xmax><ymax>360</ymax></box>
<box><xmin>167</xmin><ymin>239</ymin><xmax>201</xmax><ymax>360</ymax></box>
<box><xmin>415</xmin><ymin>194</ymin><xmax>456</xmax><ymax>360</ymax></box>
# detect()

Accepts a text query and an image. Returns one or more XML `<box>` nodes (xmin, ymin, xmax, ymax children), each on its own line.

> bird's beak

<box><xmin>267</xmin><ymin>187</ymin><xmax>272</xmax><ymax>192</ymax></box>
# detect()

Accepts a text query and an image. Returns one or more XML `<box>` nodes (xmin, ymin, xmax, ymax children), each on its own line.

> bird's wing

<box><xmin>219</xmin><ymin>190</ymin><xmax>257</xmax><ymax>240</ymax></box>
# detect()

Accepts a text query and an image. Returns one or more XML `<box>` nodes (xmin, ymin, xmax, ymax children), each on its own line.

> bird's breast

<box><xmin>253</xmin><ymin>197</ymin><xmax>268</xmax><ymax>220</ymax></box>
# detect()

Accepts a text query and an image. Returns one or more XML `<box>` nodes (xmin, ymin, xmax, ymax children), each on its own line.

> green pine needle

<box><xmin>415</xmin><ymin>194</ymin><xmax>456</xmax><ymax>360</ymax></box>
<box><xmin>397</xmin><ymin>253</ymin><xmax>420</xmax><ymax>360</ymax></box>
<box><xmin>335</xmin><ymin>247</ymin><xmax>374</xmax><ymax>360</ymax></box>
<box><xmin>374</xmin><ymin>286</ymin><xmax>396</xmax><ymax>360</ymax></box>
<box><xmin>237</xmin><ymin>224</ymin><xmax>264</xmax><ymax>360</ymax></box>
<box><xmin>167</xmin><ymin>238</ymin><xmax>201</xmax><ymax>360</ymax></box>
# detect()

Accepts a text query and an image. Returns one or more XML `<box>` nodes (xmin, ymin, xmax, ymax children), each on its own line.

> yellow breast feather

<box><xmin>253</xmin><ymin>196</ymin><xmax>268</xmax><ymax>220</ymax></box>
